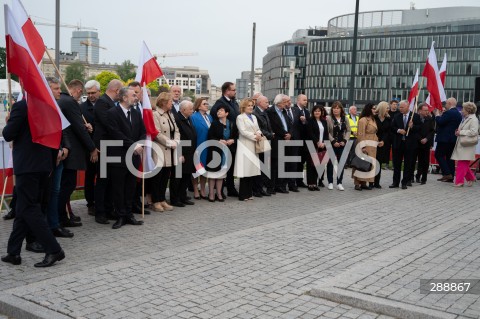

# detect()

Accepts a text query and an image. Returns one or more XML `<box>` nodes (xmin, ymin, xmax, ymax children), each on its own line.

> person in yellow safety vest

<box><xmin>346</xmin><ymin>105</ymin><xmax>359</xmax><ymax>165</ymax></box>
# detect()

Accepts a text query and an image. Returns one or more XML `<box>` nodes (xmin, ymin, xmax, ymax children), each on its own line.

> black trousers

<box><xmin>225</xmin><ymin>150</ymin><xmax>236</xmax><ymax>191</ymax></box>
<box><xmin>238</xmin><ymin>176</ymin><xmax>254</xmax><ymax>200</ymax></box>
<box><xmin>173</xmin><ymin>173</ymin><xmax>191</xmax><ymax>203</ymax></box>
<box><xmin>169</xmin><ymin>167</ymin><xmax>179</xmax><ymax>204</ymax></box>
<box><xmin>392</xmin><ymin>141</ymin><xmax>417</xmax><ymax>186</ymax></box>
<box><xmin>435</xmin><ymin>142</ymin><xmax>456</xmax><ymax>176</ymax></box>
<box><xmin>109</xmin><ymin>166</ymin><xmax>136</xmax><ymax>218</ymax></box>
<box><xmin>57</xmin><ymin>168</ymin><xmax>77</xmax><ymax>223</ymax></box>
<box><xmin>151</xmin><ymin>167</ymin><xmax>171</xmax><ymax>203</ymax></box>
<box><xmin>84</xmin><ymin>157</ymin><xmax>96</xmax><ymax>206</ymax></box>
<box><xmin>94</xmin><ymin>162</ymin><xmax>113</xmax><ymax>218</ymax></box>
<box><xmin>416</xmin><ymin>147</ymin><xmax>430</xmax><ymax>182</ymax></box>
<box><xmin>271</xmin><ymin>154</ymin><xmax>286</xmax><ymax>190</ymax></box>
<box><xmin>296</xmin><ymin>143</ymin><xmax>308</xmax><ymax>186</ymax></box>
<box><xmin>327</xmin><ymin>146</ymin><xmax>345</xmax><ymax>184</ymax></box>
<box><xmin>7</xmin><ymin>173</ymin><xmax>61</xmax><ymax>255</ymax></box>
<box><xmin>286</xmin><ymin>142</ymin><xmax>300</xmax><ymax>189</ymax></box>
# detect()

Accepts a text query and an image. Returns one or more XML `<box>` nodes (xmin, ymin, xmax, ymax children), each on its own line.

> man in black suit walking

<box><xmin>390</xmin><ymin>100</ymin><xmax>421</xmax><ymax>189</ymax></box>
<box><xmin>1</xmin><ymin>100</ymin><xmax>65</xmax><ymax>268</ymax></box>
<box><xmin>94</xmin><ymin>79</ymin><xmax>123</xmax><ymax>224</ymax></box>
<box><xmin>414</xmin><ymin>103</ymin><xmax>435</xmax><ymax>184</ymax></box>
<box><xmin>106</xmin><ymin>87</ymin><xmax>146</xmax><ymax>229</ymax></box>
<box><xmin>266</xmin><ymin>94</ymin><xmax>292</xmax><ymax>194</ymax></box>
<box><xmin>210</xmin><ymin>82</ymin><xmax>240</xmax><ymax>196</ymax></box>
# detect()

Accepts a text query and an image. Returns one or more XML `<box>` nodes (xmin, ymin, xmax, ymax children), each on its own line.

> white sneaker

<box><xmin>327</xmin><ymin>183</ymin><xmax>333</xmax><ymax>190</ymax></box>
<box><xmin>337</xmin><ymin>184</ymin><xmax>344</xmax><ymax>191</ymax></box>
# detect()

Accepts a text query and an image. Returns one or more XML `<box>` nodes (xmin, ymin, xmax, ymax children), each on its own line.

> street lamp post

<box><xmin>348</xmin><ymin>0</ymin><xmax>360</xmax><ymax>107</ymax></box>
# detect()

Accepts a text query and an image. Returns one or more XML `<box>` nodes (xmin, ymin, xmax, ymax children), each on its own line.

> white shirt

<box><xmin>317</xmin><ymin>120</ymin><xmax>324</xmax><ymax>143</ymax></box>
<box><xmin>119</xmin><ymin>103</ymin><xmax>131</xmax><ymax>121</ymax></box>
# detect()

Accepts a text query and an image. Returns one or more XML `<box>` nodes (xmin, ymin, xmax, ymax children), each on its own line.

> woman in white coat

<box><xmin>451</xmin><ymin>102</ymin><xmax>479</xmax><ymax>187</ymax></box>
<box><xmin>234</xmin><ymin>99</ymin><xmax>263</xmax><ymax>201</ymax></box>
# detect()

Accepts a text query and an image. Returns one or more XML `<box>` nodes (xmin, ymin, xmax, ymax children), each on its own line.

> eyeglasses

<box><xmin>229</xmin><ymin>89</ymin><xmax>236</xmax><ymax>91</ymax></box>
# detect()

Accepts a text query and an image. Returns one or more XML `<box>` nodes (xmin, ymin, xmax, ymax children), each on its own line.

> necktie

<box><xmin>287</xmin><ymin>109</ymin><xmax>293</xmax><ymax>123</ymax></box>
<box><xmin>127</xmin><ymin>110</ymin><xmax>132</xmax><ymax>126</ymax></box>
<box><xmin>403</xmin><ymin>114</ymin><xmax>407</xmax><ymax>128</ymax></box>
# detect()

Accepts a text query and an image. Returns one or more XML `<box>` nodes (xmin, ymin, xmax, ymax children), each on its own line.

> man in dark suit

<box><xmin>210</xmin><ymin>82</ymin><xmax>240</xmax><ymax>196</ymax></box>
<box><xmin>94</xmin><ymin>79</ymin><xmax>123</xmax><ymax>224</ymax></box>
<box><xmin>170</xmin><ymin>85</ymin><xmax>182</xmax><ymax>116</ymax></box>
<box><xmin>80</xmin><ymin>80</ymin><xmax>101</xmax><ymax>214</ymax></box>
<box><xmin>414</xmin><ymin>103</ymin><xmax>435</xmax><ymax>184</ymax></box>
<box><xmin>266</xmin><ymin>94</ymin><xmax>292</xmax><ymax>194</ymax></box>
<box><xmin>106</xmin><ymin>87</ymin><xmax>146</xmax><ymax>229</ymax></box>
<box><xmin>387</xmin><ymin>100</ymin><xmax>400</xmax><ymax>169</ymax></box>
<box><xmin>253</xmin><ymin>96</ymin><xmax>273</xmax><ymax>197</ymax></box>
<box><xmin>1</xmin><ymin>100</ymin><xmax>65</xmax><ymax>268</ymax></box>
<box><xmin>284</xmin><ymin>97</ymin><xmax>302</xmax><ymax>192</ymax></box>
<box><xmin>172</xmin><ymin>100</ymin><xmax>197</xmax><ymax>206</ymax></box>
<box><xmin>293</xmin><ymin>94</ymin><xmax>310</xmax><ymax>188</ymax></box>
<box><xmin>390</xmin><ymin>100</ymin><xmax>422</xmax><ymax>189</ymax></box>
<box><xmin>57</xmin><ymin>80</ymin><xmax>98</xmax><ymax>228</ymax></box>
<box><xmin>434</xmin><ymin>97</ymin><xmax>462</xmax><ymax>182</ymax></box>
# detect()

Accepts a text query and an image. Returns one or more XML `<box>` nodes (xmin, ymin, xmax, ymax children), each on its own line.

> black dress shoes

<box><xmin>182</xmin><ymin>200</ymin><xmax>195</xmax><ymax>205</ymax></box>
<box><xmin>95</xmin><ymin>216</ymin><xmax>110</xmax><ymax>225</ymax></box>
<box><xmin>401</xmin><ymin>185</ymin><xmax>408</xmax><ymax>189</ymax></box>
<box><xmin>112</xmin><ymin>217</ymin><xmax>126</xmax><ymax>229</ymax></box>
<box><xmin>2</xmin><ymin>209</ymin><xmax>15</xmax><ymax>220</ymax></box>
<box><xmin>420</xmin><ymin>181</ymin><xmax>426</xmax><ymax>185</ymax></box>
<box><xmin>34</xmin><ymin>250</ymin><xmax>65</xmax><ymax>268</ymax></box>
<box><xmin>69</xmin><ymin>212</ymin><xmax>81</xmax><ymax>222</ymax></box>
<box><xmin>297</xmin><ymin>182</ymin><xmax>308</xmax><ymax>188</ymax></box>
<box><xmin>389</xmin><ymin>184</ymin><xmax>399</xmax><ymax>188</ymax></box>
<box><xmin>227</xmin><ymin>188</ymin><xmax>239</xmax><ymax>197</ymax></box>
<box><xmin>26</xmin><ymin>242</ymin><xmax>45</xmax><ymax>253</ymax></box>
<box><xmin>52</xmin><ymin>227</ymin><xmax>74</xmax><ymax>238</ymax></box>
<box><xmin>289</xmin><ymin>187</ymin><xmax>300</xmax><ymax>192</ymax></box>
<box><xmin>126</xmin><ymin>216</ymin><xmax>143</xmax><ymax>226</ymax></box>
<box><xmin>61</xmin><ymin>220</ymin><xmax>82</xmax><ymax>227</ymax></box>
<box><xmin>171</xmin><ymin>202</ymin><xmax>186</xmax><ymax>207</ymax></box>
<box><xmin>253</xmin><ymin>192</ymin><xmax>263</xmax><ymax>198</ymax></box>
<box><xmin>266</xmin><ymin>189</ymin><xmax>276</xmax><ymax>195</ymax></box>
<box><xmin>406</xmin><ymin>182</ymin><xmax>413</xmax><ymax>187</ymax></box>
<box><xmin>275</xmin><ymin>188</ymin><xmax>289</xmax><ymax>194</ymax></box>
<box><xmin>1</xmin><ymin>254</ymin><xmax>21</xmax><ymax>265</ymax></box>
<box><xmin>374</xmin><ymin>184</ymin><xmax>382</xmax><ymax>189</ymax></box>
<box><xmin>259</xmin><ymin>189</ymin><xmax>271</xmax><ymax>196</ymax></box>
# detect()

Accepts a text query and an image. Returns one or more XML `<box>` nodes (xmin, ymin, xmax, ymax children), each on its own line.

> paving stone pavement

<box><xmin>0</xmin><ymin>169</ymin><xmax>479</xmax><ymax>318</ymax></box>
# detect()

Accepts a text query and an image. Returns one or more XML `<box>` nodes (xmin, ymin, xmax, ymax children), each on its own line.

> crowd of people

<box><xmin>2</xmin><ymin>78</ymin><xmax>479</xmax><ymax>267</ymax></box>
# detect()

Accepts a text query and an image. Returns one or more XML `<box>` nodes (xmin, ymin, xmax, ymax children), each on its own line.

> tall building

<box><xmin>71</xmin><ymin>31</ymin><xmax>100</xmax><ymax>64</ymax></box>
<box><xmin>158</xmin><ymin>66</ymin><xmax>211</xmax><ymax>100</ymax></box>
<box><xmin>263</xmin><ymin>6</ymin><xmax>480</xmax><ymax>106</ymax></box>
<box><xmin>262</xmin><ymin>29</ymin><xmax>327</xmax><ymax>102</ymax></box>
<box><xmin>236</xmin><ymin>69</ymin><xmax>263</xmax><ymax>99</ymax></box>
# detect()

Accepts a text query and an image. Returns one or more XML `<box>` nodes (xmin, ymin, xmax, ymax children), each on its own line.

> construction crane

<box><xmin>80</xmin><ymin>41</ymin><xmax>107</xmax><ymax>64</ymax></box>
<box><xmin>153</xmin><ymin>52</ymin><xmax>198</xmax><ymax>65</ymax></box>
<box><xmin>32</xmin><ymin>18</ymin><xmax>97</xmax><ymax>31</ymax></box>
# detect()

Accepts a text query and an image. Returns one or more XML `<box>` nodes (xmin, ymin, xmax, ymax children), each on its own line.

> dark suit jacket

<box><xmin>176</xmin><ymin>113</ymin><xmax>197</xmax><ymax>174</ymax></box>
<box><xmin>374</xmin><ymin>115</ymin><xmax>391</xmax><ymax>164</ymax></box>
<box><xmin>293</xmin><ymin>105</ymin><xmax>311</xmax><ymax>140</ymax></box>
<box><xmin>94</xmin><ymin>93</ymin><xmax>116</xmax><ymax>148</ymax></box>
<box><xmin>391</xmin><ymin>112</ymin><xmax>421</xmax><ymax>149</ymax></box>
<box><xmin>435</xmin><ymin>108</ymin><xmax>462</xmax><ymax>143</ymax></box>
<box><xmin>58</xmin><ymin>93</ymin><xmax>96</xmax><ymax>170</ymax></box>
<box><xmin>285</xmin><ymin>107</ymin><xmax>302</xmax><ymax>140</ymax></box>
<box><xmin>418</xmin><ymin>116</ymin><xmax>435</xmax><ymax>149</ymax></box>
<box><xmin>306</xmin><ymin>117</ymin><xmax>328</xmax><ymax>150</ymax></box>
<box><xmin>210</xmin><ymin>96</ymin><xmax>240</xmax><ymax>122</ymax></box>
<box><xmin>266</xmin><ymin>106</ymin><xmax>292</xmax><ymax>158</ymax></box>
<box><xmin>80</xmin><ymin>99</ymin><xmax>95</xmax><ymax>139</ymax></box>
<box><xmin>2</xmin><ymin>100</ymin><xmax>56</xmax><ymax>175</ymax></box>
<box><xmin>106</xmin><ymin>105</ymin><xmax>146</xmax><ymax>168</ymax></box>
<box><xmin>253</xmin><ymin>106</ymin><xmax>273</xmax><ymax>140</ymax></box>
<box><xmin>206</xmin><ymin>119</ymin><xmax>238</xmax><ymax>172</ymax></box>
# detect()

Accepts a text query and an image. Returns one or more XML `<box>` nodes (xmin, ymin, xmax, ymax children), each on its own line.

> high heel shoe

<box><xmin>466</xmin><ymin>180</ymin><xmax>475</xmax><ymax>187</ymax></box>
<box><xmin>215</xmin><ymin>195</ymin><xmax>225</xmax><ymax>202</ymax></box>
<box><xmin>208</xmin><ymin>196</ymin><xmax>215</xmax><ymax>202</ymax></box>
<box><xmin>453</xmin><ymin>183</ymin><xmax>464</xmax><ymax>187</ymax></box>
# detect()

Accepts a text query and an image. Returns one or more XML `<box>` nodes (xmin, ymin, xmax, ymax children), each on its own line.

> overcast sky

<box><xmin>1</xmin><ymin>0</ymin><xmax>479</xmax><ymax>85</ymax></box>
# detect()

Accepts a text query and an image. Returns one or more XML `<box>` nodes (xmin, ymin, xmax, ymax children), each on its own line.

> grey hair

<box><xmin>84</xmin><ymin>80</ymin><xmax>100</xmax><ymax>91</ymax></box>
<box><xmin>46</xmin><ymin>77</ymin><xmax>60</xmax><ymax>85</ymax></box>
<box><xmin>179</xmin><ymin>100</ymin><xmax>193</xmax><ymax>111</ymax></box>
<box><xmin>118</xmin><ymin>87</ymin><xmax>133</xmax><ymax>101</ymax></box>
<box><xmin>273</xmin><ymin>94</ymin><xmax>285</xmax><ymax>106</ymax></box>
<box><xmin>399</xmin><ymin>100</ymin><xmax>409</xmax><ymax>107</ymax></box>
<box><xmin>463</xmin><ymin>102</ymin><xmax>477</xmax><ymax>114</ymax></box>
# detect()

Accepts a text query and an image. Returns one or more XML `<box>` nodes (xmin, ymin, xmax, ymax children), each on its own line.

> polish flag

<box><xmin>421</xmin><ymin>42</ymin><xmax>446</xmax><ymax>111</ymax></box>
<box><xmin>11</xmin><ymin>0</ymin><xmax>45</xmax><ymax>64</ymax></box>
<box><xmin>408</xmin><ymin>69</ymin><xmax>419</xmax><ymax>112</ymax></box>
<box><xmin>135</xmin><ymin>41</ymin><xmax>164</xmax><ymax>86</ymax></box>
<box><xmin>426</xmin><ymin>53</ymin><xmax>447</xmax><ymax>111</ymax></box>
<box><xmin>141</xmin><ymin>86</ymin><xmax>158</xmax><ymax>172</ymax></box>
<box><xmin>5</xmin><ymin>4</ymin><xmax>69</xmax><ymax>149</ymax></box>
<box><xmin>4</xmin><ymin>149</ymin><xmax>14</xmax><ymax>177</ymax></box>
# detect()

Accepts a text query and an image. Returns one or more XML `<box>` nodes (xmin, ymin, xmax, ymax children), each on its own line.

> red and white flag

<box><xmin>3</xmin><ymin>149</ymin><xmax>14</xmax><ymax>177</ymax></box>
<box><xmin>141</xmin><ymin>86</ymin><xmax>157</xmax><ymax>172</ymax></box>
<box><xmin>4</xmin><ymin>4</ymin><xmax>69</xmax><ymax>149</ymax></box>
<box><xmin>426</xmin><ymin>53</ymin><xmax>447</xmax><ymax>111</ymax></box>
<box><xmin>408</xmin><ymin>68</ymin><xmax>419</xmax><ymax>112</ymax></box>
<box><xmin>421</xmin><ymin>41</ymin><xmax>446</xmax><ymax>111</ymax></box>
<box><xmin>135</xmin><ymin>41</ymin><xmax>163</xmax><ymax>86</ymax></box>
<box><xmin>11</xmin><ymin>0</ymin><xmax>44</xmax><ymax>64</ymax></box>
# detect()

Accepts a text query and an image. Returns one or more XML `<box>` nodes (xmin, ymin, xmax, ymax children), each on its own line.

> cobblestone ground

<box><xmin>0</xmin><ymin>170</ymin><xmax>478</xmax><ymax>318</ymax></box>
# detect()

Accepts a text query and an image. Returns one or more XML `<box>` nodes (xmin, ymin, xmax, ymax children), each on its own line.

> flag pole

<box><xmin>142</xmin><ymin>149</ymin><xmax>145</xmax><ymax>219</ymax></box>
<box><xmin>44</xmin><ymin>47</ymin><xmax>88</xmax><ymax>125</ymax></box>
<box><xmin>0</xmin><ymin>176</ymin><xmax>8</xmax><ymax>213</ymax></box>
<box><xmin>406</xmin><ymin>77</ymin><xmax>424</xmax><ymax>136</ymax></box>
<box><xmin>162</xmin><ymin>75</ymin><xmax>171</xmax><ymax>90</ymax></box>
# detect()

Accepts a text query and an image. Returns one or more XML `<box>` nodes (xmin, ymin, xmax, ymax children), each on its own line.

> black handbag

<box><xmin>350</xmin><ymin>155</ymin><xmax>372</xmax><ymax>172</ymax></box>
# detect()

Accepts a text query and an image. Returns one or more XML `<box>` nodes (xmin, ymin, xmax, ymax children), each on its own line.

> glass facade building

<box><xmin>263</xmin><ymin>7</ymin><xmax>480</xmax><ymax>106</ymax></box>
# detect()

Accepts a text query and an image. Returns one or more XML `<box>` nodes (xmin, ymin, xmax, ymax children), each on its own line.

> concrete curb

<box><xmin>0</xmin><ymin>293</ymin><xmax>70</xmax><ymax>319</ymax></box>
<box><xmin>309</xmin><ymin>287</ymin><xmax>458</xmax><ymax>319</ymax></box>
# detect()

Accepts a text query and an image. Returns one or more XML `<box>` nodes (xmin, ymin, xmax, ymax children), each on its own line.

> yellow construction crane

<box><xmin>153</xmin><ymin>52</ymin><xmax>198</xmax><ymax>65</ymax></box>
<box><xmin>32</xmin><ymin>18</ymin><xmax>97</xmax><ymax>31</ymax></box>
<box><xmin>80</xmin><ymin>41</ymin><xmax>107</xmax><ymax>64</ymax></box>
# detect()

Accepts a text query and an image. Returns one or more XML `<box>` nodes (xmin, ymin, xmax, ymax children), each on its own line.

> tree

<box><xmin>0</xmin><ymin>47</ymin><xmax>6</xmax><ymax>79</ymax></box>
<box><xmin>183</xmin><ymin>89</ymin><xmax>196</xmax><ymax>103</ymax></box>
<box><xmin>147</xmin><ymin>80</ymin><xmax>160</xmax><ymax>96</ymax></box>
<box><xmin>65</xmin><ymin>61</ymin><xmax>86</xmax><ymax>84</ymax></box>
<box><xmin>116</xmin><ymin>60</ymin><xmax>136</xmax><ymax>82</ymax></box>
<box><xmin>95</xmin><ymin>71</ymin><xmax>121</xmax><ymax>93</ymax></box>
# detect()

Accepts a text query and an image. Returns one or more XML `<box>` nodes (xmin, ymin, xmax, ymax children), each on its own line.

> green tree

<box><xmin>183</xmin><ymin>89</ymin><xmax>196</xmax><ymax>103</ymax></box>
<box><xmin>0</xmin><ymin>47</ymin><xmax>6</xmax><ymax>79</ymax></box>
<box><xmin>116</xmin><ymin>60</ymin><xmax>136</xmax><ymax>82</ymax></box>
<box><xmin>95</xmin><ymin>71</ymin><xmax>121</xmax><ymax>93</ymax></box>
<box><xmin>65</xmin><ymin>61</ymin><xmax>86</xmax><ymax>84</ymax></box>
<box><xmin>147</xmin><ymin>80</ymin><xmax>160</xmax><ymax>96</ymax></box>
